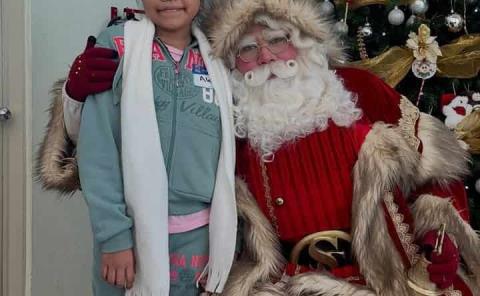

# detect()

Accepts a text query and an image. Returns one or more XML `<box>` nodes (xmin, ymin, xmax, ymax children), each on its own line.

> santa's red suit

<box><xmin>229</xmin><ymin>67</ymin><xmax>479</xmax><ymax>296</ymax></box>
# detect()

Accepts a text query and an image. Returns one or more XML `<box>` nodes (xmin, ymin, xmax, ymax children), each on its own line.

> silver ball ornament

<box><xmin>319</xmin><ymin>0</ymin><xmax>335</xmax><ymax>16</ymax></box>
<box><xmin>359</xmin><ymin>22</ymin><xmax>373</xmax><ymax>37</ymax></box>
<box><xmin>406</xmin><ymin>15</ymin><xmax>417</xmax><ymax>27</ymax></box>
<box><xmin>388</xmin><ymin>6</ymin><xmax>405</xmax><ymax>25</ymax></box>
<box><xmin>410</xmin><ymin>0</ymin><xmax>428</xmax><ymax>15</ymax></box>
<box><xmin>475</xmin><ymin>179</ymin><xmax>480</xmax><ymax>193</ymax></box>
<box><xmin>445</xmin><ymin>11</ymin><xmax>464</xmax><ymax>33</ymax></box>
<box><xmin>333</xmin><ymin>20</ymin><xmax>349</xmax><ymax>35</ymax></box>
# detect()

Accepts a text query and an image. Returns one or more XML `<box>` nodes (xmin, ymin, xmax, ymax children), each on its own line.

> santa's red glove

<box><xmin>422</xmin><ymin>230</ymin><xmax>460</xmax><ymax>290</ymax></box>
<box><xmin>65</xmin><ymin>36</ymin><xmax>118</xmax><ymax>102</ymax></box>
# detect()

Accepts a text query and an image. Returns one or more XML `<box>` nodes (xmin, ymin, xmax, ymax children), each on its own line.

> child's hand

<box><xmin>101</xmin><ymin>248</ymin><xmax>136</xmax><ymax>289</ymax></box>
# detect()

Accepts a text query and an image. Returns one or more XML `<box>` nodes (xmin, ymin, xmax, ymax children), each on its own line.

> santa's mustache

<box><xmin>244</xmin><ymin>59</ymin><xmax>299</xmax><ymax>87</ymax></box>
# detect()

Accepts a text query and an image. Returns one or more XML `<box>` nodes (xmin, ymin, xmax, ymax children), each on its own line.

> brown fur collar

<box><xmin>36</xmin><ymin>79</ymin><xmax>80</xmax><ymax>194</ymax></box>
<box><xmin>202</xmin><ymin>0</ymin><xmax>343</xmax><ymax>65</ymax></box>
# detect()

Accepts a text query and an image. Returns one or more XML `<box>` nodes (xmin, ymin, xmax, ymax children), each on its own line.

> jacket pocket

<box><xmin>169</xmin><ymin>123</ymin><xmax>221</xmax><ymax>204</ymax></box>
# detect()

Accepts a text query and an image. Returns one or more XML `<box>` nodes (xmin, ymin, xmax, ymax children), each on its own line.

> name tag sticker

<box><xmin>192</xmin><ymin>64</ymin><xmax>208</xmax><ymax>75</ymax></box>
<box><xmin>194</xmin><ymin>74</ymin><xmax>213</xmax><ymax>89</ymax></box>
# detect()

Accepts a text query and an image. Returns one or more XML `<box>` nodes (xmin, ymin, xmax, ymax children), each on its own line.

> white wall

<box><xmin>31</xmin><ymin>1</ymin><xmax>136</xmax><ymax>295</ymax></box>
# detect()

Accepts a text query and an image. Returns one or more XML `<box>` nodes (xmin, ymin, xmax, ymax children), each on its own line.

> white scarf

<box><xmin>122</xmin><ymin>17</ymin><xmax>237</xmax><ymax>295</ymax></box>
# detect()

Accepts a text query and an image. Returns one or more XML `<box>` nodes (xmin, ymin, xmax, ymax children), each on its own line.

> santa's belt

<box><xmin>283</xmin><ymin>230</ymin><xmax>353</xmax><ymax>270</ymax></box>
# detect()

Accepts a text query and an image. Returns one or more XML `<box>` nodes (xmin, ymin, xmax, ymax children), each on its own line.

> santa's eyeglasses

<box><xmin>237</xmin><ymin>36</ymin><xmax>292</xmax><ymax>63</ymax></box>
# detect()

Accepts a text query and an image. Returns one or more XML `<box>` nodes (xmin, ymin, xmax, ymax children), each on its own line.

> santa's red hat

<box><xmin>202</xmin><ymin>0</ymin><xmax>344</xmax><ymax>66</ymax></box>
<box><xmin>441</xmin><ymin>93</ymin><xmax>456</xmax><ymax>107</ymax></box>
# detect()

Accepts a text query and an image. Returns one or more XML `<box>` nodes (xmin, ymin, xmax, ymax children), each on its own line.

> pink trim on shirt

<box><xmin>168</xmin><ymin>208</ymin><xmax>210</xmax><ymax>234</ymax></box>
<box><xmin>165</xmin><ymin>44</ymin><xmax>184</xmax><ymax>63</ymax></box>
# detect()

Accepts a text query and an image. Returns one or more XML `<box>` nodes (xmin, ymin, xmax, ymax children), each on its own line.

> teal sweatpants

<box><xmin>92</xmin><ymin>225</ymin><xmax>209</xmax><ymax>296</ymax></box>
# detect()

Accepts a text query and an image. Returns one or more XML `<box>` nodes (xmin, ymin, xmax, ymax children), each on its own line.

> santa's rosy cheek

<box><xmin>235</xmin><ymin>57</ymin><xmax>259</xmax><ymax>74</ymax></box>
<box><xmin>275</xmin><ymin>45</ymin><xmax>298</xmax><ymax>61</ymax></box>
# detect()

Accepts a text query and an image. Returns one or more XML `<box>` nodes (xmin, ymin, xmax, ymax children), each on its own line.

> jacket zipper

<box><xmin>166</xmin><ymin>60</ymin><xmax>180</xmax><ymax>174</ymax></box>
<box><xmin>153</xmin><ymin>36</ymin><xmax>191</xmax><ymax>173</ymax></box>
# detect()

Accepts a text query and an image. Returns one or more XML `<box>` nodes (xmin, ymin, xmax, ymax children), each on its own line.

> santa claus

<box><xmin>202</xmin><ymin>0</ymin><xmax>480</xmax><ymax>295</ymax></box>
<box><xmin>37</xmin><ymin>0</ymin><xmax>480</xmax><ymax>295</ymax></box>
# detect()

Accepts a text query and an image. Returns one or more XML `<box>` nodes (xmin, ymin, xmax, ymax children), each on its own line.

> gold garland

<box><xmin>351</xmin><ymin>34</ymin><xmax>480</xmax><ymax>87</ymax></box>
<box><xmin>334</xmin><ymin>0</ymin><xmax>412</xmax><ymax>10</ymax></box>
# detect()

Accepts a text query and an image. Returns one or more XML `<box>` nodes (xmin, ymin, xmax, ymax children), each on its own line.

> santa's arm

<box><xmin>62</xmin><ymin>83</ymin><xmax>84</xmax><ymax>144</ymax></box>
<box><xmin>341</xmin><ymin>67</ymin><xmax>472</xmax><ymax>219</ymax></box>
<box><xmin>36</xmin><ymin>34</ymin><xmax>117</xmax><ymax>194</ymax></box>
<box><xmin>36</xmin><ymin>79</ymin><xmax>80</xmax><ymax>194</ymax></box>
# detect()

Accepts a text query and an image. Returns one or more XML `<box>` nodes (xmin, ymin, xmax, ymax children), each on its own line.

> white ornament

<box><xmin>388</xmin><ymin>6</ymin><xmax>405</xmax><ymax>25</ymax></box>
<box><xmin>319</xmin><ymin>0</ymin><xmax>335</xmax><ymax>16</ymax></box>
<box><xmin>406</xmin><ymin>15</ymin><xmax>417</xmax><ymax>27</ymax></box>
<box><xmin>359</xmin><ymin>22</ymin><xmax>373</xmax><ymax>37</ymax></box>
<box><xmin>333</xmin><ymin>20</ymin><xmax>349</xmax><ymax>35</ymax></box>
<box><xmin>412</xmin><ymin>60</ymin><xmax>437</xmax><ymax>79</ymax></box>
<box><xmin>445</xmin><ymin>11</ymin><xmax>464</xmax><ymax>33</ymax></box>
<box><xmin>410</xmin><ymin>0</ymin><xmax>428</xmax><ymax>15</ymax></box>
<box><xmin>473</xmin><ymin>92</ymin><xmax>480</xmax><ymax>101</ymax></box>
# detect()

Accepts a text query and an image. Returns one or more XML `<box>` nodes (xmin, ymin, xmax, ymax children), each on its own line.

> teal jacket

<box><xmin>77</xmin><ymin>23</ymin><xmax>222</xmax><ymax>254</ymax></box>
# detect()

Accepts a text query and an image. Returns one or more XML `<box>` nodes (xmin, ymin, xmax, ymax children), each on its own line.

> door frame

<box><xmin>1</xmin><ymin>0</ymin><xmax>32</xmax><ymax>294</ymax></box>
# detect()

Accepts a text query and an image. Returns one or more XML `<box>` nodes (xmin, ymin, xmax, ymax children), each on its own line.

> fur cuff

<box><xmin>287</xmin><ymin>272</ymin><xmax>376</xmax><ymax>296</ymax></box>
<box><xmin>396</xmin><ymin>97</ymin><xmax>469</xmax><ymax>186</ymax></box>
<box><xmin>36</xmin><ymin>79</ymin><xmax>80</xmax><ymax>194</ymax></box>
<box><xmin>353</xmin><ymin>122</ymin><xmax>420</xmax><ymax>295</ymax></box>
<box><xmin>415</xmin><ymin>112</ymin><xmax>469</xmax><ymax>186</ymax></box>
<box><xmin>221</xmin><ymin>178</ymin><xmax>286</xmax><ymax>296</ymax></box>
<box><xmin>411</xmin><ymin>194</ymin><xmax>480</xmax><ymax>289</ymax></box>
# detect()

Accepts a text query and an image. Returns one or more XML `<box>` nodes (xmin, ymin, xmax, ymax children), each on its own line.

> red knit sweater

<box><xmin>237</xmin><ymin>121</ymin><xmax>371</xmax><ymax>243</ymax></box>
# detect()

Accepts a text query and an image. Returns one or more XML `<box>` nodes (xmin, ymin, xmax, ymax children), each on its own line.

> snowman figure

<box><xmin>442</xmin><ymin>94</ymin><xmax>473</xmax><ymax>129</ymax></box>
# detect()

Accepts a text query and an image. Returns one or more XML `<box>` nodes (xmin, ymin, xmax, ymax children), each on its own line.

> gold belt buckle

<box><xmin>290</xmin><ymin>230</ymin><xmax>352</xmax><ymax>270</ymax></box>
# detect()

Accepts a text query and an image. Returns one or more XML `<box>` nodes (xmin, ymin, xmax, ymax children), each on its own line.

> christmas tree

<box><xmin>320</xmin><ymin>0</ymin><xmax>480</xmax><ymax>229</ymax></box>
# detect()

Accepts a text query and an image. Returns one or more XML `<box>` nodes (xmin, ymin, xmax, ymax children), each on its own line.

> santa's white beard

<box><xmin>231</xmin><ymin>54</ymin><xmax>362</xmax><ymax>161</ymax></box>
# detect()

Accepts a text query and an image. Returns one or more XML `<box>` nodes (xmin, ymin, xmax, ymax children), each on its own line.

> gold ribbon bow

<box><xmin>350</xmin><ymin>34</ymin><xmax>480</xmax><ymax>87</ymax></box>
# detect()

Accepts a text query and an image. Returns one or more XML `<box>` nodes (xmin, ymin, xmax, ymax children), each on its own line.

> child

<box><xmin>65</xmin><ymin>1</ymin><xmax>237</xmax><ymax>295</ymax></box>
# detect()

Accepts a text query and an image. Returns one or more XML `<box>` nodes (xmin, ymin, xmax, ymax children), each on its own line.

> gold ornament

<box><xmin>357</xmin><ymin>23</ymin><xmax>371</xmax><ymax>60</ymax></box>
<box><xmin>407</xmin><ymin>24</ymin><xmax>442</xmax><ymax>63</ymax></box>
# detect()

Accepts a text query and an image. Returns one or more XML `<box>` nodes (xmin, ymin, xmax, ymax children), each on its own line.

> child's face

<box><xmin>143</xmin><ymin>0</ymin><xmax>200</xmax><ymax>33</ymax></box>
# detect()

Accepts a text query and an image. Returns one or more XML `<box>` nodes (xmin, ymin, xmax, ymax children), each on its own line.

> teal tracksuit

<box><xmin>77</xmin><ymin>23</ymin><xmax>222</xmax><ymax>296</ymax></box>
